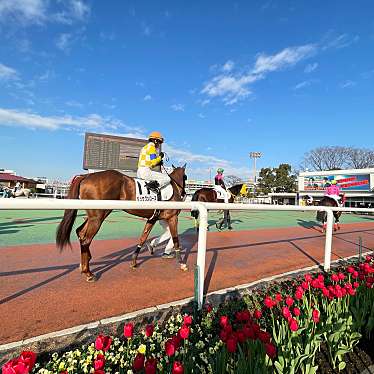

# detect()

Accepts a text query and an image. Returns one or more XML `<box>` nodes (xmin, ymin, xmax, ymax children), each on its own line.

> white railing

<box><xmin>0</xmin><ymin>199</ymin><xmax>373</xmax><ymax>310</ymax></box>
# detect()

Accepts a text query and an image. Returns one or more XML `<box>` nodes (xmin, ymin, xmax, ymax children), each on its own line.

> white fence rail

<box><xmin>0</xmin><ymin>199</ymin><xmax>373</xmax><ymax>309</ymax></box>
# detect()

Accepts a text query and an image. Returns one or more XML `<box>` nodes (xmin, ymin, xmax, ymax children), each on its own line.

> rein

<box><xmin>161</xmin><ymin>164</ymin><xmax>186</xmax><ymax>197</ymax></box>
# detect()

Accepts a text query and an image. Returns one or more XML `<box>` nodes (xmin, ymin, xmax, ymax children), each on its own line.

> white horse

<box><xmin>12</xmin><ymin>188</ymin><xmax>33</xmax><ymax>198</ymax></box>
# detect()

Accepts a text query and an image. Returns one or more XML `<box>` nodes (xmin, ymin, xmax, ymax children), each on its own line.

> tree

<box><xmin>257</xmin><ymin>164</ymin><xmax>296</xmax><ymax>194</ymax></box>
<box><xmin>302</xmin><ymin>146</ymin><xmax>374</xmax><ymax>171</ymax></box>
<box><xmin>225</xmin><ymin>175</ymin><xmax>243</xmax><ymax>188</ymax></box>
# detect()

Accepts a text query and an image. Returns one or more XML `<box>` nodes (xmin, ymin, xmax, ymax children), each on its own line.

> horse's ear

<box><xmin>172</xmin><ymin>164</ymin><xmax>176</xmax><ymax>169</ymax></box>
<box><xmin>182</xmin><ymin>163</ymin><xmax>187</xmax><ymax>169</ymax></box>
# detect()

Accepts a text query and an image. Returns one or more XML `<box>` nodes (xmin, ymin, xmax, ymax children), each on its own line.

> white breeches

<box><xmin>137</xmin><ymin>167</ymin><xmax>170</xmax><ymax>188</ymax></box>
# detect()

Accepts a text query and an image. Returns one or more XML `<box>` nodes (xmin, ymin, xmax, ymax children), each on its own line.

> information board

<box><xmin>83</xmin><ymin>133</ymin><xmax>148</xmax><ymax>171</ymax></box>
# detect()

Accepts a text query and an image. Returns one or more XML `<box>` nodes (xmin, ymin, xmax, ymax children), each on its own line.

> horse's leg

<box><xmin>131</xmin><ymin>220</ymin><xmax>155</xmax><ymax>268</ymax></box>
<box><xmin>76</xmin><ymin>210</ymin><xmax>110</xmax><ymax>282</ymax></box>
<box><xmin>216</xmin><ymin>212</ymin><xmax>225</xmax><ymax>230</ymax></box>
<box><xmin>227</xmin><ymin>210</ymin><xmax>233</xmax><ymax>230</ymax></box>
<box><xmin>167</xmin><ymin>215</ymin><xmax>187</xmax><ymax>271</ymax></box>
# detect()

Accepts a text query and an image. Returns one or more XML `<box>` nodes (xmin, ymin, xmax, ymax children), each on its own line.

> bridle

<box><xmin>161</xmin><ymin>160</ymin><xmax>186</xmax><ymax>198</ymax></box>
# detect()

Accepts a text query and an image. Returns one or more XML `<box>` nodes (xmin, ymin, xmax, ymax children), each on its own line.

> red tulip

<box><xmin>18</xmin><ymin>351</ymin><xmax>37</xmax><ymax>370</ymax></box>
<box><xmin>282</xmin><ymin>306</ymin><xmax>291</xmax><ymax>319</ymax></box>
<box><xmin>124</xmin><ymin>323</ymin><xmax>134</xmax><ymax>339</ymax></box>
<box><xmin>275</xmin><ymin>293</ymin><xmax>282</xmax><ymax>302</ymax></box>
<box><xmin>205</xmin><ymin>304</ymin><xmax>213</xmax><ymax>312</ymax></box>
<box><xmin>165</xmin><ymin>339</ymin><xmax>176</xmax><ymax>356</ymax></box>
<box><xmin>312</xmin><ymin>309</ymin><xmax>320</xmax><ymax>323</ymax></box>
<box><xmin>132</xmin><ymin>353</ymin><xmax>145</xmax><ymax>372</ymax></box>
<box><xmin>220</xmin><ymin>329</ymin><xmax>229</xmax><ymax>342</ymax></box>
<box><xmin>253</xmin><ymin>309</ymin><xmax>262</xmax><ymax>319</ymax></box>
<box><xmin>145</xmin><ymin>358</ymin><xmax>157</xmax><ymax>374</ymax></box>
<box><xmin>183</xmin><ymin>315</ymin><xmax>192</xmax><ymax>326</ymax></box>
<box><xmin>179</xmin><ymin>325</ymin><xmax>190</xmax><ymax>340</ymax></box>
<box><xmin>219</xmin><ymin>315</ymin><xmax>229</xmax><ymax>327</ymax></box>
<box><xmin>265</xmin><ymin>342</ymin><xmax>277</xmax><ymax>359</ymax></box>
<box><xmin>331</xmin><ymin>274</ymin><xmax>339</xmax><ymax>282</ymax></box>
<box><xmin>295</xmin><ymin>290</ymin><xmax>303</xmax><ymax>300</ymax></box>
<box><xmin>338</xmin><ymin>272</ymin><xmax>345</xmax><ymax>280</ymax></box>
<box><xmin>236</xmin><ymin>330</ymin><xmax>246</xmax><ymax>343</ymax></box>
<box><xmin>304</xmin><ymin>273</ymin><xmax>312</xmax><ymax>282</ymax></box>
<box><xmin>171</xmin><ymin>334</ymin><xmax>182</xmax><ymax>349</ymax></box>
<box><xmin>288</xmin><ymin>318</ymin><xmax>299</xmax><ymax>331</ymax></box>
<box><xmin>95</xmin><ymin>335</ymin><xmax>112</xmax><ymax>352</ymax></box>
<box><xmin>226</xmin><ymin>335</ymin><xmax>238</xmax><ymax>353</ymax></box>
<box><xmin>2</xmin><ymin>359</ymin><xmax>29</xmax><ymax>374</ymax></box>
<box><xmin>94</xmin><ymin>371</ymin><xmax>105</xmax><ymax>374</ymax></box>
<box><xmin>352</xmin><ymin>271</ymin><xmax>359</xmax><ymax>278</ymax></box>
<box><xmin>293</xmin><ymin>307</ymin><xmax>300</xmax><ymax>316</ymax></box>
<box><xmin>264</xmin><ymin>296</ymin><xmax>275</xmax><ymax>308</ymax></box>
<box><xmin>243</xmin><ymin>324</ymin><xmax>256</xmax><ymax>339</ymax></box>
<box><xmin>302</xmin><ymin>281</ymin><xmax>309</xmax><ymax>290</ymax></box>
<box><xmin>347</xmin><ymin>266</ymin><xmax>354</xmax><ymax>273</ymax></box>
<box><xmin>145</xmin><ymin>324</ymin><xmax>154</xmax><ymax>337</ymax></box>
<box><xmin>285</xmin><ymin>296</ymin><xmax>294</xmax><ymax>306</ymax></box>
<box><xmin>258</xmin><ymin>330</ymin><xmax>271</xmax><ymax>343</ymax></box>
<box><xmin>94</xmin><ymin>354</ymin><xmax>105</xmax><ymax>370</ymax></box>
<box><xmin>353</xmin><ymin>281</ymin><xmax>359</xmax><ymax>288</ymax></box>
<box><xmin>172</xmin><ymin>361</ymin><xmax>184</xmax><ymax>374</ymax></box>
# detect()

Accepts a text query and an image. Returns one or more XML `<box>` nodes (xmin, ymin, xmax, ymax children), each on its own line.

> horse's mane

<box><xmin>228</xmin><ymin>183</ymin><xmax>244</xmax><ymax>195</ymax></box>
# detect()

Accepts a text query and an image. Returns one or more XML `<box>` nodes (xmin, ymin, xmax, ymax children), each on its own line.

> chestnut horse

<box><xmin>191</xmin><ymin>184</ymin><xmax>245</xmax><ymax>230</ymax></box>
<box><xmin>56</xmin><ymin>166</ymin><xmax>187</xmax><ymax>281</ymax></box>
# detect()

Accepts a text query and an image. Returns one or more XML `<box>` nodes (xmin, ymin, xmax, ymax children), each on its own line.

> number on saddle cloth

<box><xmin>135</xmin><ymin>179</ymin><xmax>173</xmax><ymax>202</ymax></box>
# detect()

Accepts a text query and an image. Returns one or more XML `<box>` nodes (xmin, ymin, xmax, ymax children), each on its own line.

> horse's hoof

<box><xmin>145</xmin><ymin>242</ymin><xmax>154</xmax><ymax>255</ymax></box>
<box><xmin>228</xmin><ymin>226</ymin><xmax>233</xmax><ymax>230</ymax></box>
<box><xmin>130</xmin><ymin>261</ymin><xmax>137</xmax><ymax>269</ymax></box>
<box><xmin>180</xmin><ymin>263</ymin><xmax>188</xmax><ymax>271</ymax></box>
<box><xmin>86</xmin><ymin>274</ymin><xmax>97</xmax><ymax>282</ymax></box>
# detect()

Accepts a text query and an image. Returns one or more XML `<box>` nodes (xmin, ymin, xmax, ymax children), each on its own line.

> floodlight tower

<box><xmin>249</xmin><ymin>151</ymin><xmax>262</xmax><ymax>195</ymax></box>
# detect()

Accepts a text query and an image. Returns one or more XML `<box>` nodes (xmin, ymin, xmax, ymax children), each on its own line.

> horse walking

<box><xmin>191</xmin><ymin>184</ymin><xmax>246</xmax><ymax>230</ymax></box>
<box><xmin>56</xmin><ymin>166</ymin><xmax>187</xmax><ymax>282</ymax></box>
<box><xmin>316</xmin><ymin>196</ymin><xmax>343</xmax><ymax>233</ymax></box>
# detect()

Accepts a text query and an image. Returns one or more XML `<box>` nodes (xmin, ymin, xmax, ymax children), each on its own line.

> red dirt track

<box><xmin>1</xmin><ymin>222</ymin><xmax>374</xmax><ymax>344</ymax></box>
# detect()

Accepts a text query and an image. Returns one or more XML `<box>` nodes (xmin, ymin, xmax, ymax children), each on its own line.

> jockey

<box><xmin>214</xmin><ymin>168</ymin><xmax>229</xmax><ymax>203</ymax></box>
<box><xmin>325</xmin><ymin>180</ymin><xmax>341</xmax><ymax>205</ymax></box>
<box><xmin>137</xmin><ymin>131</ymin><xmax>170</xmax><ymax>196</ymax></box>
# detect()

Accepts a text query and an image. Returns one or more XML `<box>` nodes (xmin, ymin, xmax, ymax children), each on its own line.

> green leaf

<box><xmin>338</xmin><ymin>361</ymin><xmax>346</xmax><ymax>371</ymax></box>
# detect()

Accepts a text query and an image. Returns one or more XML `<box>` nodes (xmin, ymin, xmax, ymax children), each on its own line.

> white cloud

<box><xmin>304</xmin><ymin>62</ymin><xmax>318</xmax><ymax>73</ymax></box>
<box><xmin>56</xmin><ymin>33</ymin><xmax>73</xmax><ymax>52</ymax></box>
<box><xmin>143</xmin><ymin>94</ymin><xmax>152</xmax><ymax>101</ymax></box>
<box><xmin>141</xmin><ymin>22</ymin><xmax>152</xmax><ymax>36</ymax></box>
<box><xmin>171</xmin><ymin>104</ymin><xmax>184</xmax><ymax>112</ymax></box>
<box><xmin>0</xmin><ymin>0</ymin><xmax>47</xmax><ymax>25</ymax></box>
<box><xmin>0</xmin><ymin>108</ymin><xmax>132</xmax><ymax>132</ymax></box>
<box><xmin>0</xmin><ymin>63</ymin><xmax>19</xmax><ymax>80</ymax></box>
<box><xmin>322</xmin><ymin>32</ymin><xmax>359</xmax><ymax>50</ymax></box>
<box><xmin>201</xmin><ymin>44</ymin><xmax>316</xmax><ymax>105</ymax></box>
<box><xmin>293</xmin><ymin>80</ymin><xmax>313</xmax><ymax>90</ymax></box>
<box><xmin>252</xmin><ymin>45</ymin><xmax>316</xmax><ymax>74</ymax></box>
<box><xmin>66</xmin><ymin>100</ymin><xmax>83</xmax><ymax>108</ymax></box>
<box><xmin>222</xmin><ymin>60</ymin><xmax>235</xmax><ymax>72</ymax></box>
<box><xmin>198</xmin><ymin>113</ymin><xmax>206</xmax><ymax>119</ymax></box>
<box><xmin>0</xmin><ymin>0</ymin><xmax>90</xmax><ymax>26</ymax></box>
<box><xmin>340</xmin><ymin>80</ymin><xmax>356</xmax><ymax>88</ymax></box>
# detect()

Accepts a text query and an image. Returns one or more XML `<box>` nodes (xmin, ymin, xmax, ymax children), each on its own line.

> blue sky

<box><xmin>0</xmin><ymin>0</ymin><xmax>374</xmax><ymax>181</ymax></box>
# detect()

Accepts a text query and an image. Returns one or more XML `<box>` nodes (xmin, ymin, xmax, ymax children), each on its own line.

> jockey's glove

<box><xmin>159</xmin><ymin>152</ymin><xmax>164</xmax><ymax>159</ymax></box>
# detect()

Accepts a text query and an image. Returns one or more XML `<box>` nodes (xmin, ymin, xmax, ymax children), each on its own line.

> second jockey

<box><xmin>325</xmin><ymin>180</ymin><xmax>341</xmax><ymax>205</ymax></box>
<box><xmin>214</xmin><ymin>168</ymin><xmax>229</xmax><ymax>203</ymax></box>
<box><xmin>137</xmin><ymin>131</ymin><xmax>170</xmax><ymax>197</ymax></box>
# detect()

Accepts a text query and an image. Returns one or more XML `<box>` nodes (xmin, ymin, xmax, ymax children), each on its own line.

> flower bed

<box><xmin>3</xmin><ymin>256</ymin><xmax>374</xmax><ymax>374</ymax></box>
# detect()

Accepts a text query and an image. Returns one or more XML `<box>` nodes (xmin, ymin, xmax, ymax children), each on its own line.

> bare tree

<box><xmin>346</xmin><ymin>148</ymin><xmax>374</xmax><ymax>169</ymax></box>
<box><xmin>302</xmin><ymin>146</ymin><xmax>349</xmax><ymax>171</ymax></box>
<box><xmin>225</xmin><ymin>175</ymin><xmax>243</xmax><ymax>187</ymax></box>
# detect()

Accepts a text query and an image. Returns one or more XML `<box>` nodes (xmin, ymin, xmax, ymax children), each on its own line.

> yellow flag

<box><xmin>240</xmin><ymin>184</ymin><xmax>247</xmax><ymax>195</ymax></box>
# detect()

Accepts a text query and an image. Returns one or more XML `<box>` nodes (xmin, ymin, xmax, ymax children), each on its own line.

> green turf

<box><xmin>0</xmin><ymin>209</ymin><xmax>373</xmax><ymax>247</ymax></box>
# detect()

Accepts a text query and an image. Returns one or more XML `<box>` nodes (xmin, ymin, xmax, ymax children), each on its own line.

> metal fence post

<box><xmin>324</xmin><ymin>209</ymin><xmax>334</xmax><ymax>271</ymax></box>
<box><xmin>196</xmin><ymin>204</ymin><xmax>208</xmax><ymax>310</ymax></box>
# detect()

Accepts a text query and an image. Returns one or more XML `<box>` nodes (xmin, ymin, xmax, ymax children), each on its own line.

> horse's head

<box><xmin>170</xmin><ymin>163</ymin><xmax>187</xmax><ymax>198</ymax></box>
<box><xmin>228</xmin><ymin>183</ymin><xmax>245</xmax><ymax>196</ymax></box>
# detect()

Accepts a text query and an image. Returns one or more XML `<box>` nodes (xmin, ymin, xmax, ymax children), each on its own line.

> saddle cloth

<box><xmin>325</xmin><ymin>195</ymin><xmax>342</xmax><ymax>206</ymax></box>
<box><xmin>135</xmin><ymin>179</ymin><xmax>173</xmax><ymax>202</ymax></box>
<box><xmin>213</xmin><ymin>186</ymin><xmax>231</xmax><ymax>201</ymax></box>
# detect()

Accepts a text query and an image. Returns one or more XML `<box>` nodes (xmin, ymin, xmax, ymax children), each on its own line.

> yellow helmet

<box><xmin>148</xmin><ymin>131</ymin><xmax>164</xmax><ymax>142</ymax></box>
<box><xmin>331</xmin><ymin>180</ymin><xmax>337</xmax><ymax>185</ymax></box>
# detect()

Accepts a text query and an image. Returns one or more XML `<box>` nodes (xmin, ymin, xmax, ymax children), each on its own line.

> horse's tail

<box><xmin>56</xmin><ymin>175</ymin><xmax>85</xmax><ymax>250</ymax></box>
<box><xmin>191</xmin><ymin>191</ymin><xmax>200</xmax><ymax>219</ymax></box>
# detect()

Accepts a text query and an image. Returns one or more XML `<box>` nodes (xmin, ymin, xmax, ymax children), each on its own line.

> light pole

<box><xmin>249</xmin><ymin>152</ymin><xmax>262</xmax><ymax>195</ymax></box>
